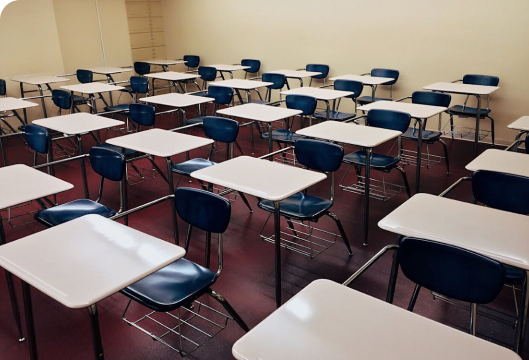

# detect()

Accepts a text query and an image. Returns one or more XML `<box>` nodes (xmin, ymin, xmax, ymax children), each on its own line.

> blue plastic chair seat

<box><xmin>314</xmin><ymin>110</ymin><xmax>356</xmax><ymax>121</ymax></box>
<box><xmin>402</xmin><ymin>128</ymin><xmax>442</xmax><ymax>142</ymax></box>
<box><xmin>258</xmin><ymin>192</ymin><xmax>332</xmax><ymax>220</ymax></box>
<box><xmin>73</xmin><ymin>95</ymin><xmax>89</xmax><ymax>103</ymax></box>
<box><xmin>120</xmin><ymin>258</ymin><xmax>217</xmax><ymax>312</ymax></box>
<box><xmin>98</xmin><ymin>143</ymin><xmax>139</xmax><ymax>157</ymax></box>
<box><xmin>120</xmin><ymin>85</ymin><xmax>133</xmax><ymax>92</ymax></box>
<box><xmin>104</xmin><ymin>104</ymin><xmax>130</xmax><ymax>113</ymax></box>
<box><xmin>34</xmin><ymin>199</ymin><xmax>116</xmax><ymax>227</ymax></box>
<box><xmin>447</xmin><ymin>105</ymin><xmax>491</xmax><ymax>117</ymax></box>
<box><xmin>261</xmin><ymin>128</ymin><xmax>305</xmax><ymax>143</ymax></box>
<box><xmin>343</xmin><ymin>150</ymin><xmax>400</xmax><ymax>169</ymax></box>
<box><xmin>172</xmin><ymin>158</ymin><xmax>215</xmax><ymax>176</ymax></box>
<box><xmin>357</xmin><ymin>96</ymin><xmax>391</xmax><ymax>105</ymax></box>
<box><xmin>192</xmin><ymin>92</ymin><xmax>210</xmax><ymax>98</ymax></box>
<box><xmin>505</xmin><ymin>265</ymin><xmax>526</xmax><ymax>285</ymax></box>
<box><xmin>186</xmin><ymin>116</ymin><xmax>205</xmax><ymax>126</ymax></box>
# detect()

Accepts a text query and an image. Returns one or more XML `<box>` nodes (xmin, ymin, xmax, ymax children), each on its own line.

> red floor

<box><xmin>0</xmin><ymin>110</ymin><xmax>526</xmax><ymax>359</ymax></box>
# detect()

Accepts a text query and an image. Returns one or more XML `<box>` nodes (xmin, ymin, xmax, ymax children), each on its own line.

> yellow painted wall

<box><xmin>161</xmin><ymin>0</ymin><xmax>529</xmax><ymax>144</ymax></box>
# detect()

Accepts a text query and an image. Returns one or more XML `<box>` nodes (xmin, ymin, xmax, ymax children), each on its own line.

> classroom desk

<box><xmin>379</xmin><ymin>193</ymin><xmax>529</xmax><ymax>354</ymax></box>
<box><xmin>106</xmin><ymin>128</ymin><xmax>213</xmax><ymax>244</ymax></box>
<box><xmin>297</xmin><ymin>121</ymin><xmax>401</xmax><ymax>246</ymax></box>
<box><xmin>281</xmin><ymin>87</ymin><xmax>355</xmax><ymax>122</ymax></box>
<box><xmin>207</xmin><ymin>64</ymin><xmax>250</xmax><ymax>80</ymax></box>
<box><xmin>0</xmin><ymin>164</ymin><xmax>73</xmax><ymax>342</ymax></box>
<box><xmin>268</xmin><ymin>69</ymin><xmax>322</xmax><ymax>88</ymax></box>
<box><xmin>87</xmin><ymin>67</ymin><xmax>133</xmax><ymax>105</ymax></box>
<box><xmin>232</xmin><ymin>279</ymin><xmax>521</xmax><ymax>360</ymax></box>
<box><xmin>216</xmin><ymin>103</ymin><xmax>302</xmax><ymax>154</ymax></box>
<box><xmin>466</xmin><ymin>149</ymin><xmax>529</xmax><ymax>177</ymax></box>
<box><xmin>12</xmin><ymin>74</ymin><xmax>70</xmax><ymax>120</ymax></box>
<box><xmin>0</xmin><ymin>98</ymin><xmax>39</xmax><ymax>165</ymax></box>
<box><xmin>144</xmin><ymin>71</ymin><xmax>199</xmax><ymax>95</ymax></box>
<box><xmin>144</xmin><ymin>59</ymin><xmax>186</xmax><ymax>72</ymax></box>
<box><xmin>60</xmin><ymin>83</ymin><xmax>125</xmax><ymax>114</ymax></box>
<box><xmin>423</xmin><ymin>82</ymin><xmax>499</xmax><ymax>158</ymax></box>
<box><xmin>33</xmin><ymin>113</ymin><xmax>124</xmax><ymax>198</ymax></box>
<box><xmin>507</xmin><ymin>116</ymin><xmax>529</xmax><ymax>151</ymax></box>
<box><xmin>358</xmin><ymin>100</ymin><xmax>447</xmax><ymax>193</ymax></box>
<box><xmin>210</xmin><ymin>79</ymin><xmax>273</xmax><ymax>104</ymax></box>
<box><xmin>139</xmin><ymin>93</ymin><xmax>214</xmax><ymax>125</ymax></box>
<box><xmin>192</xmin><ymin>156</ymin><xmax>326</xmax><ymax>307</ymax></box>
<box><xmin>330</xmin><ymin>74</ymin><xmax>394</xmax><ymax>102</ymax></box>
<box><xmin>0</xmin><ymin>214</ymin><xmax>185</xmax><ymax>360</ymax></box>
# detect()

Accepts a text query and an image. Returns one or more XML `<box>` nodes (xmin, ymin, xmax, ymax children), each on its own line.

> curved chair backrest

<box><xmin>76</xmin><ymin>69</ymin><xmax>93</xmax><ymax>84</ymax></box>
<box><xmin>130</xmin><ymin>76</ymin><xmax>149</xmax><ymax>94</ymax></box>
<box><xmin>463</xmin><ymin>74</ymin><xmax>499</xmax><ymax>87</ymax></box>
<box><xmin>25</xmin><ymin>125</ymin><xmax>50</xmax><ymax>154</ymax></box>
<box><xmin>526</xmin><ymin>136</ymin><xmax>529</xmax><ymax>155</ymax></box>
<box><xmin>295</xmin><ymin>139</ymin><xmax>344</xmax><ymax>173</ymax></box>
<box><xmin>175</xmin><ymin>187</ymin><xmax>231</xmax><ymax>234</ymax></box>
<box><xmin>411</xmin><ymin>91</ymin><xmax>451</xmax><ymax>107</ymax></box>
<box><xmin>134</xmin><ymin>62</ymin><xmax>151</xmax><ymax>76</ymax></box>
<box><xmin>89</xmin><ymin>146</ymin><xmax>126</xmax><ymax>182</ymax></box>
<box><xmin>367</xmin><ymin>109</ymin><xmax>411</xmax><ymax>133</ymax></box>
<box><xmin>203</xmin><ymin>116</ymin><xmax>239</xmax><ymax>144</ymax></box>
<box><xmin>198</xmin><ymin>66</ymin><xmax>217</xmax><ymax>82</ymax></box>
<box><xmin>306</xmin><ymin>64</ymin><xmax>329</xmax><ymax>79</ymax></box>
<box><xmin>334</xmin><ymin>79</ymin><xmax>363</xmax><ymax>100</ymax></box>
<box><xmin>183</xmin><ymin>55</ymin><xmax>200</xmax><ymax>68</ymax></box>
<box><xmin>286</xmin><ymin>94</ymin><xmax>317</xmax><ymax>116</ymax></box>
<box><xmin>208</xmin><ymin>85</ymin><xmax>233</xmax><ymax>105</ymax></box>
<box><xmin>399</xmin><ymin>237</ymin><xmax>505</xmax><ymax>304</ymax></box>
<box><xmin>472</xmin><ymin>170</ymin><xmax>529</xmax><ymax>215</ymax></box>
<box><xmin>0</xmin><ymin>79</ymin><xmax>6</xmax><ymax>96</ymax></box>
<box><xmin>371</xmin><ymin>68</ymin><xmax>399</xmax><ymax>85</ymax></box>
<box><xmin>241</xmin><ymin>59</ymin><xmax>261</xmax><ymax>73</ymax></box>
<box><xmin>262</xmin><ymin>73</ymin><xmax>286</xmax><ymax>90</ymax></box>
<box><xmin>129</xmin><ymin>103</ymin><xmax>156</xmax><ymax>127</ymax></box>
<box><xmin>52</xmin><ymin>90</ymin><xmax>72</xmax><ymax>110</ymax></box>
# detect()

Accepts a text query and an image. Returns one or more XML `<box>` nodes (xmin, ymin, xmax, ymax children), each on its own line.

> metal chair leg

<box><xmin>237</xmin><ymin>192</ymin><xmax>253</xmax><ymax>213</ymax></box>
<box><xmin>207</xmin><ymin>289</ymin><xmax>249</xmax><ymax>332</ymax></box>
<box><xmin>286</xmin><ymin>218</ymin><xmax>298</xmax><ymax>237</ymax></box>
<box><xmin>449</xmin><ymin>115</ymin><xmax>455</xmax><ymax>139</ymax></box>
<box><xmin>396</xmin><ymin>166</ymin><xmax>412</xmax><ymax>197</ymax></box>
<box><xmin>470</xmin><ymin>303</ymin><xmax>477</xmax><ymax>335</ymax></box>
<box><xmin>327</xmin><ymin>211</ymin><xmax>353</xmax><ymax>256</ymax></box>
<box><xmin>488</xmin><ymin>115</ymin><xmax>495</xmax><ymax>146</ymax></box>
<box><xmin>407</xmin><ymin>284</ymin><xmax>421</xmax><ymax>311</ymax></box>
<box><xmin>439</xmin><ymin>139</ymin><xmax>450</xmax><ymax>174</ymax></box>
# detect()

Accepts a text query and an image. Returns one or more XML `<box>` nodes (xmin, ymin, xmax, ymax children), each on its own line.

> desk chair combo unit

<box><xmin>299</xmin><ymin>64</ymin><xmax>330</xmax><ymax>87</ymax></box>
<box><xmin>253</xmin><ymin>73</ymin><xmax>287</xmax><ymax>105</ymax></box>
<box><xmin>183</xmin><ymin>55</ymin><xmax>200</xmax><ymax>71</ymax></box>
<box><xmin>314</xmin><ymin>79</ymin><xmax>364</xmax><ymax>122</ymax></box>
<box><xmin>258</xmin><ymin>139</ymin><xmax>353</xmax><ymax>258</ymax></box>
<box><xmin>357</xmin><ymin>68</ymin><xmax>400</xmax><ymax>105</ymax></box>
<box><xmin>121</xmin><ymin>187</ymin><xmax>249</xmax><ymax>357</ymax></box>
<box><xmin>241</xmin><ymin>59</ymin><xmax>261</xmax><ymax>79</ymax></box>
<box><xmin>397</xmin><ymin>91</ymin><xmax>452</xmax><ymax>175</ymax></box>
<box><xmin>73</xmin><ymin>69</ymin><xmax>110</xmax><ymax>110</ymax></box>
<box><xmin>187</xmin><ymin>84</ymin><xmax>234</xmax><ymax>126</ymax></box>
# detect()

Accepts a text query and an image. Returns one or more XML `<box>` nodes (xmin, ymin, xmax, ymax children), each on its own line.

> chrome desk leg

<box><xmin>88</xmin><ymin>304</ymin><xmax>105</xmax><ymax>359</ymax></box>
<box><xmin>37</xmin><ymin>85</ymin><xmax>48</xmax><ymax>118</ymax></box>
<box><xmin>386</xmin><ymin>236</ymin><xmax>403</xmax><ymax>303</ymax></box>
<box><xmin>274</xmin><ymin>200</ymin><xmax>282</xmax><ymax>308</ymax></box>
<box><xmin>166</xmin><ymin>157</ymin><xmax>179</xmax><ymax>245</ymax></box>
<box><xmin>22</xmin><ymin>281</ymin><xmax>38</xmax><ymax>360</ymax></box>
<box><xmin>268</xmin><ymin>123</ymin><xmax>273</xmax><ymax>160</ymax></box>
<box><xmin>363</xmin><ymin>147</ymin><xmax>371</xmax><ymax>246</ymax></box>
<box><xmin>20</xmin><ymin>83</ymin><xmax>28</xmax><ymax>123</ymax></box>
<box><xmin>516</xmin><ymin>273</ymin><xmax>529</xmax><ymax>355</ymax></box>
<box><xmin>473</xmin><ymin>94</ymin><xmax>481</xmax><ymax>158</ymax></box>
<box><xmin>76</xmin><ymin>135</ymin><xmax>89</xmax><ymax>198</ymax></box>
<box><xmin>416</xmin><ymin>118</ymin><xmax>424</xmax><ymax>193</ymax></box>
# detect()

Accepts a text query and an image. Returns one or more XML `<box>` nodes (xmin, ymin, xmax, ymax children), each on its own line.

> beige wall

<box><xmin>162</xmin><ymin>0</ymin><xmax>529</xmax><ymax>144</ymax></box>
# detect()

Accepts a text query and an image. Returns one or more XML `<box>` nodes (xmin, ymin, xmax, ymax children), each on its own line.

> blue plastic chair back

<box><xmin>208</xmin><ymin>85</ymin><xmax>233</xmax><ymax>105</ymax></box>
<box><xmin>367</xmin><ymin>109</ymin><xmax>411</xmax><ymax>133</ymax></box>
<box><xmin>130</xmin><ymin>76</ymin><xmax>149</xmax><ymax>94</ymax></box>
<box><xmin>203</xmin><ymin>116</ymin><xmax>239</xmax><ymax>143</ymax></box>
<box><xmin>295</xmin><ymin>139</ymin><xmax>344</xmax><ymax>173</ymax></box>
<box><xmin>371</xmin><ymin>68</ymin><xmax>399</xmax><ymax>85</ymax></box>
<box><xmin>262</xmin><ymin>73</ymin><xmax>286</xmax><ymax>90</ymax></box>
<box><xmin>472</xmin><ymin>170</ymin><xmax>529</xmax><ymax>215</ymax></box>
<box><xmin>198</xmin><ymin>66</ymin><xmax>217</xmax><ymax>82</ymax></box>
<box><xmin>526</xmin><ymin>136</ymin><xmax>529</xmax><ymax>155</ymax></box>
<box><xmin>306</xmin><ymin>64</ymin><xmax>329</xmax><ymax>79</ymax></box>
<box><xmin>241</xmin><ymin>59</ymin><xmax>261</xmax><ymax>73</ymax></box>
<box><xmin>412</xmin><ymin>91</ymin><xmax>451</xmax><ymax>107</ymax></box>
<box><xmin>76</xmin><ymin>70</ymin><xmax>93</xmax><ymax>84</ymax></box>
<box><xmin>89</xmin><ymin>146</ymin><xmax>126</xmax><ymax>182</ymax></box>
<box><xmin>0</xmin><ymin>79</ymin><xmax>6</xmax><ymax>96</ymax></box>
<box><xmin>175</xmin><ymin>187</ymin><xmax>231</xmax><ymax>233</ymax></box>
<box><xmin>399</xmin><ymin>237</ymin><xmax>505</xmax><ymax>304</ymax></box>
<box><xmin>129</xmin><ymin>103</ymin><xmax>156</xmax><ymax>127</ymax></box>
<box><xmin>183</xmin><ymin>55</ymin><xmax>200</xmax><ymax>68</ymax></box>
<box><xmin>134</xmin><ymin>62</ymin><xmax>151</xmax><ymax>76</ymax></box>
<box><xmin>52</xmin><ymin>90</ymin><xmax>72</xmax><ymax>110</ymax></box>
<box><xmin>463</xmin><ymin>74</ymin><xmax>499</xmax><ymax>87</ymax></box>
<box><xmin>286</xmin><ymin>94</ymin><xmax>317</xmax><ymax>115</ymax></box>
<box><xmin>25</xmin><ymin>125</ymin><xmax>50</xmax><ymax>154</ymax></box>
<box><xmin>334</xmin><ymin>79</ymin><xmax>363</xmax><ymax>100</ymax></box>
